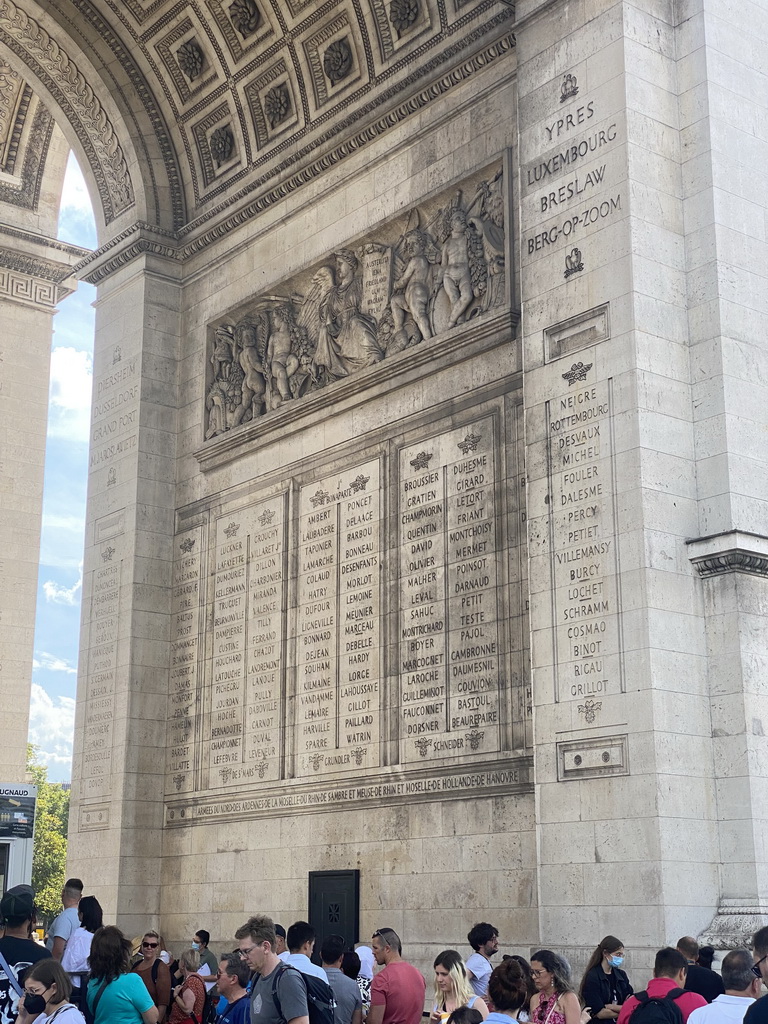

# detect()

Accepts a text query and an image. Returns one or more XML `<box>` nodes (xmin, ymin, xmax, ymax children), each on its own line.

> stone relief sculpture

<box><xmin>205</xmin><ymin>167</ymin><xmax>505</xmax><ymax>439</ymax></box>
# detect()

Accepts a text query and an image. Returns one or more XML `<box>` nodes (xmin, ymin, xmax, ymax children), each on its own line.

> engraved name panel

<box><xmin>399</xmin><ymin>419</ymin><xmax>502</xmax><ymax>763</ymax></box>
<box><xmin>295</xmin><ymin>461</ymin><xmax>381</xmax><ymax>777</ymax></box>
<box><xmin>82</xmin><ymin>544</ymin><xmax>120</xmax><ymax>798</ymax></box>
<box><xmin>166</xmin><ymin>527</ymin><xmax>203</xmax><ymax>796</ymax></box>
<box><xmin>205</xmin><ymin>497</ymin><xmax>287</xmax><ymax>788</ymax></box>
<box><xmin>547</xmin><ymin>378</ymin><xmax>623</xmax><ymax>703</ymax></box>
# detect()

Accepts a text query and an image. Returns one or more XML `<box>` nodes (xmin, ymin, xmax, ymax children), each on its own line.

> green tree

<box><xmin>26</xmin><ymin>744</ymin><xmax>70</xmax><ymax>923</ymax></box>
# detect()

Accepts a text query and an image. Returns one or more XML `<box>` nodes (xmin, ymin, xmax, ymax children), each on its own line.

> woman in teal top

<box><xmin>87</xmin><ymin>926</ymin><xmax>159</xmax><ymax>1024</ymax></box>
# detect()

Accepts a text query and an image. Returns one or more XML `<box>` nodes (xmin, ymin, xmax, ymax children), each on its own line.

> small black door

<box><xmin>308</xmin><ymin>870</ymin><xmax>360</xmax><ymax>962</ymax></box>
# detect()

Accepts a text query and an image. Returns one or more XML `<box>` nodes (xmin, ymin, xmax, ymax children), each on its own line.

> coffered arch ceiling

<box><xmin>1</xmin><ymin>0</ymin><xmax>515</xmax><ymax>248</ymax></box>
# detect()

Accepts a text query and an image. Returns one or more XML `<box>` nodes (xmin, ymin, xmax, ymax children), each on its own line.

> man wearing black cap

<box><xmin>0</xmin><ymin>885</ymin><xmax>50</xmax><ymax>1024</ymax></box>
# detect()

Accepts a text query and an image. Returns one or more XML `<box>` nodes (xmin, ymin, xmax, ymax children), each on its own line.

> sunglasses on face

<box><xmin>143</xmin><ymin>942</ymin><xmax>159</xmax><ymax>948</ymax></box>
<box><xmin>752</xmin><ymin>955</ymin><xmax>768</xmax><ymax>979</ymax></box>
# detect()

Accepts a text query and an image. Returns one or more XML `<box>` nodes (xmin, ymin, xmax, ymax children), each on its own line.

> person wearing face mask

<box><xmin>579</xmin><ymin>938</ymin><xmax>633</xmax><ymax>1024</ymax></box>
<box><xmin>0</xmin><ymin>885</ymin><xmax>51</xmax><ymax>1024</ymax></box>
<box><xmin>192</xmin><ymin>932</ymin><xmax>218</xmax><ymax>979</ymax></box>
<box><xmin>17</xmin><ymin>960</ymin><xmax>85</xmax><ymax>1024</ymax></box>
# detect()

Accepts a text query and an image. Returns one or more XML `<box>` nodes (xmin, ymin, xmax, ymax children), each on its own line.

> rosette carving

<box><xmin>323</xmin><ymin>38</ymin><xmax>353</xmax><ymax>85</ymax></box>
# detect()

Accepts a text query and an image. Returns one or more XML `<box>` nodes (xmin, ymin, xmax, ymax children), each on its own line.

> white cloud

<box><xmin>58</xmin><ymin>152</ymin><xmax>97</xmax><ymax>250</ymax></box>
<box><xmin>42</xmin><ymin>566</ymin><xmax>83</xmax><ymax>606</ymax></box>
<box><xmin>33</xmin><ymin>652</ymin><xmax>78</xmax><ymax>675</ymax></box>
<box><xmin>60</xmin><ymin>152</ymin><xmax>94</xmax><ymax>218</ymax></box>
<box><xmin>28</xmin><ymin>684</ymin><xmax>76</xmax><ymax>779</ymax></box>
<box><xmin>47</xmin><ymin>346</ymin><xmax>92</xmax><ymax>443</ymax></box>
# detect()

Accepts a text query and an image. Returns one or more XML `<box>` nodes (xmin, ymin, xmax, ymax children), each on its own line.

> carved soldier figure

<box><xmin>211</xmin><ymin>324</ymin><xmax>235</xmax><ymax>380</ymax></box>
<box><xmin>440</xmin><ymin>208</ymin><xmax>475</xmax><ymax>328</ymax></box>
<box><xmin>390</xmin><ymin>230</ymin><xmax>434</xmax><ymax>346</ymax></box>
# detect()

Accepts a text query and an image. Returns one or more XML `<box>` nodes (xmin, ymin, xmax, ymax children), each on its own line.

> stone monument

<box><xmin>0</xmin><ymin>0</ymin><xmax>766</xmax><ymax>979</ymax></box>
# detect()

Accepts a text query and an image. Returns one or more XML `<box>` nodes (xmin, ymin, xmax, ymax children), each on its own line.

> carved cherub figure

<box><xmin>266</xmin><ymin>304</ymin><xmax>300</xmax><ymax>403</ymax></box>
<box><xmin>390</xmin><ymin>230</ymin><xmax>436</xmax><ymax>346</ymax></box>
<box><xmin>440</xmin><ymin>207</ymin><xmax>475</xmax><ymax>328</ymax></box>
<box><xmin>232</xmin><ymin>316</ymin><xmax>267</xmax><ymax>424</ymax></box>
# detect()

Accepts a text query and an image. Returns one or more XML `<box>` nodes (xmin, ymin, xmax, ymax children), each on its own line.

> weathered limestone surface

<box><xmin>0</xmin><ymin>0</ymin><xmax>766</xmax><ymax>982</ymax></box>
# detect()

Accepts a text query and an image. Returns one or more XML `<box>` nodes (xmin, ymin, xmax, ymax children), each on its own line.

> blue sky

<box><xmin>28</xmin><ymin>153</ymin><xmax>96</xmax><ymax>782</ymax></box>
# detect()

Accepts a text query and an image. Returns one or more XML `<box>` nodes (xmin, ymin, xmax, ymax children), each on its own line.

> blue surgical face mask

<box><xmin>608</xmin><ymin>956</ymin><xmax>624</xmax><ymax>968</ymax></box>
<box><xmin>191</xmin><ymin>942</ymin><xmax>200</xmax><ymax>950</ymax></box>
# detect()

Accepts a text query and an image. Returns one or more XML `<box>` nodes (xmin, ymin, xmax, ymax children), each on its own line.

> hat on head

<box><xmin>356</xmin><ymin>944</ymin><xmax>375</xmax><ymax>980</ymax></box>
<box><xmin>1</xmin><ymin>884</ymin><xmax>35</xmax><ymax>921</ymax></box>
<box><xmin>274</xmin><ymin>924</ymin><xmax>286</xmax><ymax>939</ymax></box>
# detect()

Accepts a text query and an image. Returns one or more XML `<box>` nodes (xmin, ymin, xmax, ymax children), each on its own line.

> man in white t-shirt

<box><xmin>689</xmin><ymin>950</ymin><xmax>760</xmax><ymax>1024</ymax></box>
<box><xmin>46</xmin><ymin>879</ymin><xmax>83</xmax><ymax>961</ymax></box>
<box><xmin>465</xmin><ymin>923</ymin><xmax>499</xmax><ymax>998</ymax></box>
<box><xmin>278</xmin><ymin>922</ymin><xmax>329</xmax><ymax>983</ymax></box>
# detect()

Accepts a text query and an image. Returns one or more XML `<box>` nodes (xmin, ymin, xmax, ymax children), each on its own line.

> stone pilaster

<box><xmin>68</xmin><ymin>245</ymin><xmax>182</xmax><ymax>931</ymax></box>
<box><xmin>0</xmin><ymin>229</ymin><xmax>79</xmax><ymax>782</ymax></box>
<box><xmin>681</xmin><ymin>0</ymin><xmax>768</xmax><ymax>948</ymax></box>
<box><xmin>517</xmin><ymin>0</ymin><xmax>715</xmax><ymax>967</ymax></box>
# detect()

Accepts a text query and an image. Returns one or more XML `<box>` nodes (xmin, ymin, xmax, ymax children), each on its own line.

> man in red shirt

<box><xmin>617</xmin><ymin>949</ymin><xmax>707</xmax><ymax>1024</ymax></box>
<box><xmin>368</xmin><ymin>928</ymin><xmax>425</xmax><ymax>1024</ymax></box>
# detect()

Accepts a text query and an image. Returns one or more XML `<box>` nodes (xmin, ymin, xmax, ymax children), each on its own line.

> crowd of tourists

<box><xmin>1</xmin><ymin>880</ymin><xmax>768</xmax><ymax>1024</ymax></box>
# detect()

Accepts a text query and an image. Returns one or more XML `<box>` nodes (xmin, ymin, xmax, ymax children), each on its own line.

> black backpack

<box><xmin>631</xmin><ymin>989</ymin><xmax>685</xmax><ymax>1024</ymax></box>
<box><xmin>270</xmin><ymin>963</ymin><xmax>336</xmax><ymax>1024</ymax></box>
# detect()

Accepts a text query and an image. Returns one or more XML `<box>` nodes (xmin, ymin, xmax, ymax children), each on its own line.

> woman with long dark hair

<box><xmin>430</xmin><ymin>950</ymin><xmax>489</xmax><ymax>1024</ymax></box>
<box><xmin>529</xmin><ymin>951</ymin><xmax>586</xmax><ymax>1024</ymax></box>
<box><xmin>61</xmin><ymin>896</ymin><xmax>103</xmax><ymax>993</ymax></box>
<box><xmin>87</xmin><ymin>926</ymin><xmax>159</xmax><ymax>1024</ymax></box>
<box><xmin>579</xmin><ymin>937</ymin><xmax>632</xmax><ymax>1023</ymax></box>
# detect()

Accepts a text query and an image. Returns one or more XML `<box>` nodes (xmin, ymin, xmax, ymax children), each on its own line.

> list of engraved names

<box><xmin>399</xmin><ymin>419</ymin><xmax>502</xmax><ymax>763</ymax></box>
<box><xmin>547</xmin><ymin>379</ymin><xmax>622</xmax><ymax>702</ymax></box>
<box><xmin>295</xmin><ymin>461</ymin><xmax>381</xmax><ymax>777</ymax></box>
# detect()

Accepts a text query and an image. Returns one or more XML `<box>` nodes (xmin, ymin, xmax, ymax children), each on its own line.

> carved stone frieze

<box><xmin>0</xmin><ymin>246</ymin><xmax>79</xmax><ymax>283</ymax></box>
<box><xmin>0</xmin><ymin>0</ymin><xmax>134</xmax><ymax>222</ymax></box>
<box><xmin>0</xmin><ymin>268</ymin><xmax>59</xmax><ymax>307</ymax></box>
<box><xmin>204</xmin><ymin>165</ymin><xmax>506</xmax><ymax>441</ymax></box>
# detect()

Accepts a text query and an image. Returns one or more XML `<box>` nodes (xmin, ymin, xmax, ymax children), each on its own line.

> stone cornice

<box><xmin>0</xmin><ymin>224</ymin><xmax>91</xmax><ymax>260</ymax></box>
<box><xmin>0</xmin><ymin>245</ymin><xmax>78</xmax><ymax>283</ymax></box>
<box><xmin>687</xmin><ymin>531</ymin><xmax>768</xmax><ymax>578</ymax></box>
<box><xmin>74</xmin><ymin>221</ymin><xmax>179</xmax><ymax>284</ymax></box>
<box><xmin>0</xmin><ymin>266</ymin><xmax>71</xmax><ymax>307</ymax></box>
